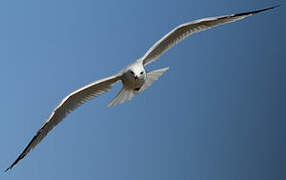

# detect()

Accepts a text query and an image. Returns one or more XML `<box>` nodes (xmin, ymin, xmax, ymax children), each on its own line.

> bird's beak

<box><xmin>134</xmin><ymin>76</ymin><xmax>138</xmax><ymax>81</ymax></box>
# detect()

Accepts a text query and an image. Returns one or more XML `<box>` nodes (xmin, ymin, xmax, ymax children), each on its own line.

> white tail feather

<box><xmin>139</xmin><ymin>67</ymin><xmax>169</xmax><ymax>92</ymax></box>
<box><xmin>107</xmin><ymin>87</ymin><xmax>135</xmax><ymax>107</ymax></box>
<box><xmin>108</xmin><ymin>67</ymin><xmax>169</xmax><ymax>107</ymax></box>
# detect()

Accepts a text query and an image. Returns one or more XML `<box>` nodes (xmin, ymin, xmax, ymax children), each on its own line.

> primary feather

<box><xmin>5</xmin><ymin>75</ymin><xmax>120</xmax><ymax>172</ymax></box>
<box><xmin>141</xmin><ymin>6</ymin><xmax>279</xmax><ymax>66</ymax></box>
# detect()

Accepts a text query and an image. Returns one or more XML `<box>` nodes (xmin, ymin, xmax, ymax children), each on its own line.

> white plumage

<box><xmin>6</xmin><ymin>5</ymin><xmax>279</xmax><ymax>171</ymax></box>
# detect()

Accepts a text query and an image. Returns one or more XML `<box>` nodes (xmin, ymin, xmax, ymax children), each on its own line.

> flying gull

<box><xmin>6</xmin><ymin>5</ymin><xmax>279</xmax><ymax>171</ymax></box>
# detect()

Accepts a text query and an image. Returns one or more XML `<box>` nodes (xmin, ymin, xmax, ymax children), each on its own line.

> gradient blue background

<box><xmin>1</xmin><ymin>0</ymin><xmax>285</xmax><ymax>179</ymax></box>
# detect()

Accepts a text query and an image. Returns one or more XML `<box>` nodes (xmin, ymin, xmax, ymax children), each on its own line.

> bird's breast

<box><xmin>122</xmin><ymin>75</ymin><xmax>145</xmax><ymax>90</ymax></box>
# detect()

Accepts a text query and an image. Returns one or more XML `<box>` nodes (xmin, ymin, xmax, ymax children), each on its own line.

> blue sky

<box><xmin>1</xmin><ymin>0</ymin><xmax>285</xmax><ymax>179</ymax></box>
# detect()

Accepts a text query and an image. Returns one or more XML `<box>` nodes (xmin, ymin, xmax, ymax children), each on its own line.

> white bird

<box><xmin>6</xmin><ymin>5</ymin><xmax>279</xmax><ymax>171</ymax></box>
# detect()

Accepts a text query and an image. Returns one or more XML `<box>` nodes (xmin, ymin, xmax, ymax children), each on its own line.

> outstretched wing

<box><xmin>6</xmin><ymin>75</ymin><xmax>120</xmax><ymax>171</ymax></box>
<box><xmin>141</xmin><ymin>5</ymin><xmax>279</xmax><ymax>66</ymax></box>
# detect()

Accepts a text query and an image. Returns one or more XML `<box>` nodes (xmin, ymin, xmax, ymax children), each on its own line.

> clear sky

<box><xmin>1</xmin><ymin>0</ymin><xmax>285</xmax><ymax>179</ymax></box>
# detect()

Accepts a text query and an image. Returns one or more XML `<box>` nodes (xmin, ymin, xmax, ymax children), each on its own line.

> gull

<box><xmin>6</xmin><ymin>5</ymin><xmax>279</xmax><ymax>171</ymax></box>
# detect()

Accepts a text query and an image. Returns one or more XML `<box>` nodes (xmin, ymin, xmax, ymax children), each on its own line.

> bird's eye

<box><xmin>130</xmin><ymin>71</ymin><xmax>134</xmax><ymax>75</ymax></box>
<box><xmin>140</xmin><ymin>71</ymin><xmax>144</xmax><ymax>75</ymax></box>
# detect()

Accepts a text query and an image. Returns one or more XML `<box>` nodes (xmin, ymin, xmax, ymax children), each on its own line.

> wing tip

<box><xmin>253</xmin><ymin>5</ymin><xmax>281</xmax><ymax>13</ymax></box>
<box><xmin>4</xmin><ymin>133</ymin><xmax>38</xmax><ymax>173</ymax></box>
<box><xmin>234</xmin><ymin>5</ymin><xmax>280</xmax><ymax>17</ymax></box>
<box><xmin>5</xmin><ymin>160</ymin><xmax>17</xmax><ymax>172</ymax></box>
<box><xmin>4</xmin><ymin>165</ymin><xmax>13</xmax><ymax>172</ymax></box>
<box><xmin>4</xmin><ymin>155</ymin><xmax>23</xmax><ymax>172</ymax></box>
<box><xmin>4</xmin><ymin>167</ymin><xmax>11</xmax><ymax>173</ymax></box>
<box><xmin>5</xmin><ymin>162</ymin><xmax>14</xmax><ymax>172</ymax></box>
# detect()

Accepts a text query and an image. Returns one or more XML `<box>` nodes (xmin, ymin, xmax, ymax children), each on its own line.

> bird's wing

<box><xmin>141</xmin><ymin>5</ymin><xmax>279</xmax><ymax>66</ymax></box>
<box><xmin>6</xmin><ymin>75</ymin><xmax>120</xmax><ymax>171</ymax></box>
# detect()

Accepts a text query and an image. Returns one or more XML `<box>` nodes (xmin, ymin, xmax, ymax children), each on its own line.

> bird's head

<box><xmin>128</xmin><ymin>66</ymin><xmax>146</xmax><ymax>81</ymax></box>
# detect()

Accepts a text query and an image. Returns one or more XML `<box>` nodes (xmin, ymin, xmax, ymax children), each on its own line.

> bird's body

<box><xmin>6</xmin><ymin>5</ymin><xmax>279</xmax><ymax>171</ymax></box>
<box><xmin>120</xmin><ymin>61</ymin><xmax>146</xmax><ymax>91</ymax></box>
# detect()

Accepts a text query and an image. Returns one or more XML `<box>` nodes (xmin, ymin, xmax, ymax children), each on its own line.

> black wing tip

<box><xmin>5</xmin><ymin>149</ymin><xmax>28</xmax><ymax>172</ymax></box>
<box><xmin>5</xmin><ymin>159</ymin><xmax>20</xmax><ymax>172</ymax></box>
<box><xmin>254</xmin><ymin>4</ymin><xmax>281</xmax><ymax>13</ymax></box>
<box><xmin>4</xmin><ymin>164</ymin><xmax>14</xmax><ymax>172</ymax></box>
<box><xmin>235</xmin><ymin>5</ymin><xmax>281</xmax><ymax>17</ymax></box>
<box><xmin>4</xmin><ymin>130</ymin><xmax>42</xmax><ymax>173</ymax></box>
<box><xmin>4</xmin><ymin>167</ymin><xmax>11</xmax><ymax>173</ymax></box>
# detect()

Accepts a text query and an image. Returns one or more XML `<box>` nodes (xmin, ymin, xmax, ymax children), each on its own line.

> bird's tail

<box><xmin>139</xmin><ymin>67</ymin><xmax>169</xmax><ymax>93</ymax></box>
<box><xmin>107</xmin><ymin>87</ymin><xmax>136</xmax><ymax>107</ymax></box>
<box><xmin>107</xmin><ymin>67</ymin><xmax>169</xmax><ymax>107</ymax></box>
